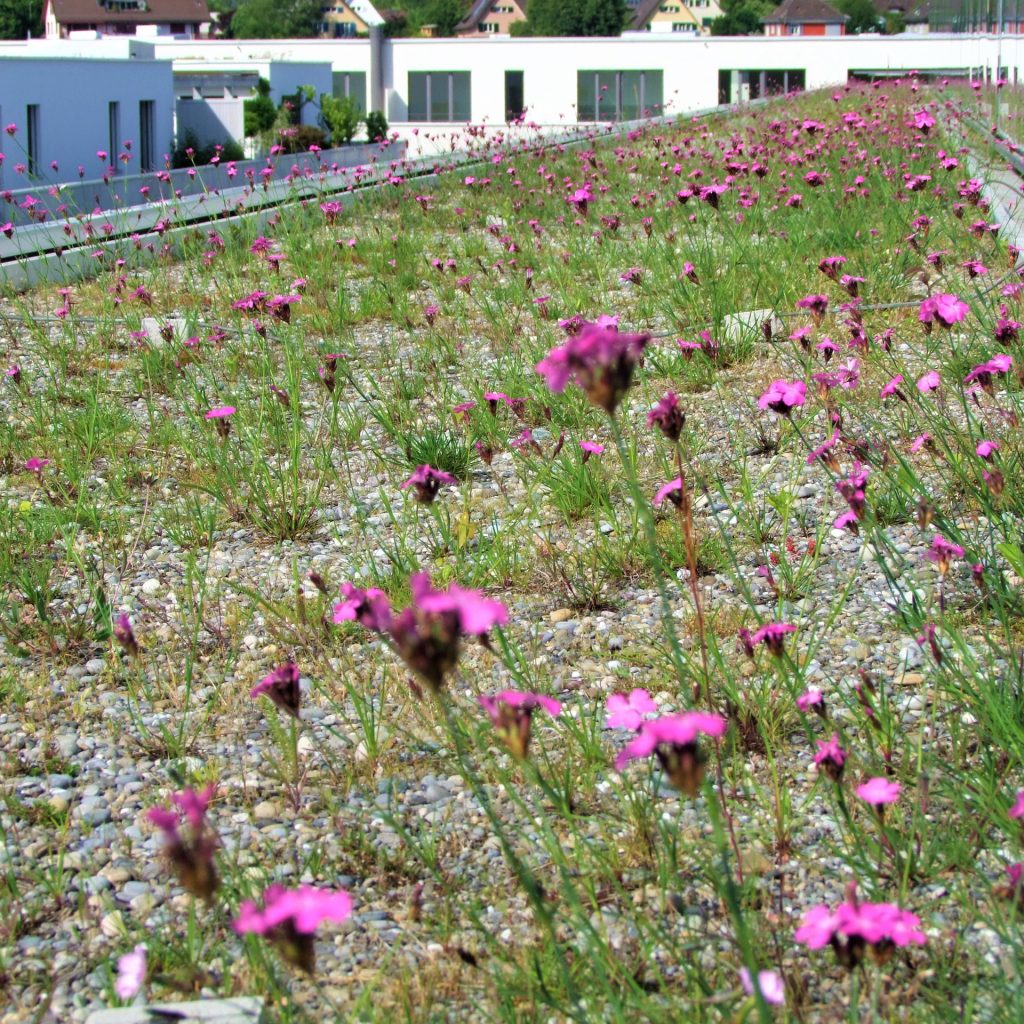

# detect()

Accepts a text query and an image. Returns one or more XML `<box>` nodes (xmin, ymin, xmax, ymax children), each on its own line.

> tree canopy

<box><xmin>230</xmin><ymin>0</ymin><xmax>320</xmax><ymax>38</ymax></box>
<box><xmin>710</xmin><ymin>0</ymin><xmax>774</xmax><ymax>35</ymax></box>
<box><xmin>526</xmin><ymin>0</ymin><xmax>627</xmax><ymax>36</ymax></box>
<box><xmin>0</xmin><ymin>0</ymin><xmax>42</xmax><ymax>39</ymax></box>
<box><xmin>835</xmin><ymin>0</ymin><xmax>882</xmax><ymax>33</ymax></box>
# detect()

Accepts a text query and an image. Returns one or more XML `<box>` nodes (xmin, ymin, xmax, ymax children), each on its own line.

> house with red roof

<box><xmin>763</xmin><ymin>0</ymin><xmax>847</xmax><ymax>35</ymax></box>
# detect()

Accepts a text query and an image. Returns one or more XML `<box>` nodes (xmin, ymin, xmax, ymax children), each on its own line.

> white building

<box><xmin>0</xmin><ymin>38</ymin><xmax>173</xmax><ymax>187</ymax></box>
<box><xmin>0</xmin><ymin>31</ymin><xmax>1021</xmax><ymax>181</ymax></box>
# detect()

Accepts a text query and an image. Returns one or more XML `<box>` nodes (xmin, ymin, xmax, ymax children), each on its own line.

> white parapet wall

<box><xmin>152</xmin><ymin>33</ymin><xmax>1024</xmax><ymax>156</ymax></box>
<box><xmin>1</xmin><ymin>32</ymin><xmax>1024</xmax><ymax>189</ymax></box>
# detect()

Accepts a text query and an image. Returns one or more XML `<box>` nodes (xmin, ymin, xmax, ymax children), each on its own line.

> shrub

<box><xmin>364</xmin><ymin>110</ymin><xmax>389</xmax><ymax>143</ymax></box>
<box><xmin>277</xmin><ymin>124</ymin><xmax>328</xmax><ymax>153</ymax></box>
<box><xmin>171</xmin><ymin>131</ymin><xmax>245</xmax><ymax>169</ymax></box>
<box><xmin>320</xmin><ymin>94</ymin><xmax>362</xmax><ymax>147</ymax></box>
<box><xmin>243</xmin><ymin>77</ymin><xmax>277</xmax><ymax>138</ymax></box>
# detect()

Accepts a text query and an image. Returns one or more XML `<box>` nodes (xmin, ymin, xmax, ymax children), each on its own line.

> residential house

<box><xmin>763</xmin><ymin>0</ymin><xmax>847</xmax><ymax>35</ymax></box>
<box><xmin>319</xmin><ymin>0</ymin><xmax>404</xmax><ymax>38</ymax></box>
<box><xmin>43</xmin><ymin>0</ymin><xmax>210</xmax><ymax>38</ymax></box>
<box><xmin>455</xmin><ymin>0</ymin><xmax>527</xmax><ymax>36</ymax></box>
<box><xmin>631</xmin><ymin>0</ymin><xmax>724</xmax><ymax>33</ymax></box>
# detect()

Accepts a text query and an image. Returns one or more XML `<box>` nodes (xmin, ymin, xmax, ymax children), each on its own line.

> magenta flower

<box><xmin>113</xmin><ymin>613</ymin><xmax>140</xmax><ymax>658</ymax></box>
<box><xmin>344</xmin><ymin>573</ymin><xmax>506</xmax><ymax>693</ymax></box>
<box><xmin>925</xmin><ymin>535</ymin><xmax>964</xmax><ymax>575</ymax></box>
<box><xmin>739</xmin><ymin>967</ymin><xmax>785</xmax><ymax>1006</ymax></box>
<box><xmin>580</xmin><ymin>440</ymin><xmax>604</xmax><ymax>459</ymax></box>
<box><xmin>919</xmin><ymin>293</ymin><xmax>968</xmax><ymax>328</ymax></box>
<box><xmin>758</xmin><ymin>379</ymin><xmax>806</xmax><ymax>416</ymax></box>
<box><xmin>796</xmin><ymin>887</ymin><xmax>925</xmax><ymax>967</ymax></box>
<box><xmin>910</xmin><ymin>433</ymin><xmax>932</xmax><ymax>454</ymax></box>
<box><xmin>806</xmin><ymin>429</ymin><xmax>841</xmax><ymax>470</ymax></box>
<box><xmin>751</xmin><ymin>621</ymin><xmax>796</xmax><ymax>657</ymax></box>
<box><xmin>814</xmin><ymin>733</ymin><xmax>846</xmax><ymax>781</ymax></box>
<box><xmin>250</xmin><ymin>663</ymin><xmax>302</xmax><ymax>719</ymax></box>
<box><xmin>25</xmin><ymin>457</ymin><xmax>50</xmax><ymax>475</ymax></box>
<box><xmin>647</xmin><ymin>391</ymin><xmax>685</xmax><ymax>441</ymax></box>
<box><xmin>1009</xmin><ymin>790</ymin><xmax>1024</xmax><ymax>819</ymax></box>
<box><xmin>146</xmin><ymin>785</ymin><xmax>219</xmax><ymax>900</ymax></box>
<box><xmin>880</xmin><ymin>375</ymin><xmax>905</xmax><ymax>401</ymax></box>
<box><xmin>114</xmin><ymin>945</ymin><xmax>147</xmax><ymax>1001</ymax></box>
<box><xmin>605</xmin><ymin>688</ymin><xmax>657</xmax><ymax>731</ymax></box>
<box><xmin>205</xmin><ymin>405</ymin><xmax>236</xmax><ymax>438</ymax></box>
<box><xmin>234</xmin><ymin>884</ymin><xmax>353</xmax><ymax>973</ymax></box>
<box><xmin>536</xmin><ymin>320</ymin><xmax>651</xmax><ymax>414</ymax></box>
<box><xmin>402</xmin><ymin>464</ymin><xmax>458</xmax><ymax>504</ymax></box>
<box><xmin>614</xmin><ymin>712</ymin><xmax>727</xmax><ymax>796</ymax></box>
<box><xmin>654</xmin><ymin>477</ymin><xmax>683</xmax><ymax>507</ymax></box>
<box><xmin>965</xmin><ymin>354</ymin><xmax>1013</xmax><ymax>392</ymax></box>
<box><xmin>478</xmin><ymin>690</ymin><xmax>561</xmax><ymax>760</ymax></box>
<box><xmin>856</xmin><ymin>777</ymin><xmax>901</xmax><ymax>806</ymax></box>
<box><xmin>916</xmin><ymin>371</ymin><xmax>941</xmax><ymax>393</ymax></box>
<box><xmin>796</xmin><ymin>294</ymin><xmax>829</xmax><ymax>319</ymax></box>
<box><xmin>333</xmin><ymin>583</ymin><xmax>393</xmax><ymax>632</ymax></box>
<box><xmin>796</xmin><ymin>687</ymin><xmax>825</xmax><ymax>714</ymax></box>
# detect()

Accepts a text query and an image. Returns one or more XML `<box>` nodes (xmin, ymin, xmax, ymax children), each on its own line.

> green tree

<box><xmin>0</xmin><ymin>0</ymin><xmax>41</xmax><ymax>38</ymax></box>
<box><xmin>835</xmin><ymin>0</ymin><xmax>880</xmax><ymax>32</ymax></box>
<box><xmin>423</xmin><ymin>0</ymin><xmax>465</xmax><ymax>34</ymax></box>
<box><xmin>320</xmin><ymin>94</ymin><xmax>362</xmax><ymax>146</ymax></box>
<box><xmin>710</xmin><ymin>0</ymin><xmax>773</xmax><ymax>34</ymax></box>
<box><xmin>230</xmin><ymin>0</ymin><xmax>320</xmax><ymax>38</ymax></box>
<box><xmin>244</xmin><ymin>77</ymin><xmax>277</xmax><ymax>138</ymax></box>
<box><xmin>526</xmin><ymin>0</ymin><xmax>627</xmax><ymax>35</ymax></box>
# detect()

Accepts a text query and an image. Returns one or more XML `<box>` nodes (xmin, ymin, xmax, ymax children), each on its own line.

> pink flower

<box><xmin>1009</xmin><ymin>790</ymin><xmax>1024</xmax><ymax>819</ymax></box>
<box><xmin>916</xmin><ymin>371</ymin><xmax>940</xmax><ymax>393</ymax></box>
<box><xmin>401</xmin><ymin>464</ymin><xmax>457</xmax><ymax>504</ymax></box>
<box><xmin>758</xmin><ymin>379</ymin><xmax>806</xmax><ymax>416</ymax></box>
<box><xmin>580</xmin><ymin>440</ymin><xmax>604</xmax><ymax>456</ymax></box>
<box><xmin>965</xmin><ymin>354</ymin><xmax>1013</xmax><ymax>391</ymax></box>
<box><xmin>333</xmin><ymin>583</ymin><xmax>393</xmax><ymax>632</ymax></box>
<box><xmin>654</xmin><ymin>477</ymin><xmax>683</xmax><ymax>507</ymax></box>
<box><xmin>856</xmin><ymin>777</ymin><xmax>901</xmax><ymax>806</ymax></box>
<box><xmin>919</xmin><ymin>293</ymin><xmax>968</xmax><ymax>328</ymax></box>
<box><xmin>647</xmin><ymin>391</ymin><xmax>685</xmax><ymax>441</ymax></box>
<box><xmin>614</xmin><ymin>712</ymin><xmax>727</xmax><ymax>796</ymax></box>
<box><xmin>536</xmin><ymin>320</ymin><xmax>651</xmax><ymax>414</ymax></box>
<box><xmin>814</xmin><ymin>734</ymin><xmax>846</xmax><ymax>781</ymax></box>
<box><xmin>910</xmin><ymin>433</ymin><xmax>932</xmax><ymax>454</ymax></box>
<box><xmin>235</xmin><ymin>884</ymin><xmax>353</xmax><ymax>937</ymax></box>
<box><xmin>478</xmin><ymin>690</ymin><xmax>561</xmax><ymax>760</ymax></box>
<box><xmin>234</xmin><ymin>884</ymin><xmax>353</xmax><ymax>973</ymax></box>
<box><xmin>114</xmin><ymin>945</ymin><xmax>147</xmax><ymax>1000</ymax></box>
<box><xmin>25</xmin><ymin>457</ymin><xmax>49</xmax><ymax>474</ymax></box>
<box><xmin>796</xmin><ymin>687</ymin><xmax>824</xmax><ymax>712</ymax></box>
<box><xmin>796</xmin><ymin>889</ymin><xmax>925</xmax><ymax>966</ymax></box>
<box><xmin>925</xmin><ymin>535</ymin><xmax>964</xmax><ymax>574</ymax></box>
<box><xmin>146</xmin><ymin>785</ymin><xmax>219</xmax><ymax>900</ymax></box>
<box><xmin>250</xmin><ymin>663</ymin><xmax>302</xmax><ymax>719</ymax></box>
<box><xmin>605</xmin><ymin>688</ymin><xmax>657</xmax><ymax>731</ymax></box>
<box><xmin>795</xmin><ymin>904</ymin><xmax>840</xmax><ymax>949</ymax></box>
<box><xmin>880</xmin><ymin>375</ymin><xmax>905</xmax><ymax>400</ymax></box>
<box><xmin>205</xmin><ymin>405</ymin><xmax>236</xmax><ymax>419</ymax></box>
<box><xmin>739</xmin><ymin>967</ymin><xmax>785</xmax><ymax>1006</ymax></box>
<box><xmin>751</xmin><ymin>621</ymin><xmax>796</xmax><ymax>656</ymax></box>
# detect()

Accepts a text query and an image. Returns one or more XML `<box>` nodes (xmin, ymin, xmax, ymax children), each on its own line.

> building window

<box><xmin>672</xmin><ymin>21</ymin><xmax>695</xmax><ymax>30</ymax></box>
<box><xmin>576</xmin><ymin>70</ymin><xmax>663</xmax><ymax>122</ymax></box>
<box><xmin>479</xmin><ymin>21</ymin><xmax>498</xmax><ymax>31</ymax></box>
<box><xmin>505</xmin><ymin>70</ymin><xmax>524</xmax><ymax>121</ymax></box>
<box><xmin>408</xmin><ymin>72</ymin><xmax>471</xmax><ymax>122</ymax></box>
<box><xmin>26</xmin><ymin>104</ymin><xmax>39</xmax><ymax>176</ymax></box>
<box><xmin>139</xmin><ymin>99</ymin><xmax>155</xmax><ymax>172</ymax></box>
<box><xmin>333</xmin><ymin>71</ymin><xmax>367</xmax><ymax>111</ymax></box>
<box><xmin>108</xmin><ymin>101</ymin><xmax>120</xmax><ymax>170</ymax></box>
